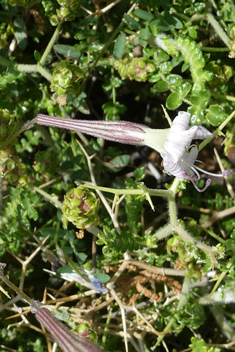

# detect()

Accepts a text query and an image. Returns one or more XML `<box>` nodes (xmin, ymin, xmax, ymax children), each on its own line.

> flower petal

<box><xmin>164</xmin><ymin>126</ymin><xmax>199</xmax><ymax>163</ymax></box>
<box><xmin>193</xmin><ymin>126</ymin><xmax>213</xmax><ymax>139</ymax></box>
<box><xmin>161</xmin><ymin>150</ymin><xmax>185</xmax><ymax>181</ymax></box>
<box><xmin>170</xmin><ymin>111</ymin><xmax>191</xmax><ymax>131</ymax></box>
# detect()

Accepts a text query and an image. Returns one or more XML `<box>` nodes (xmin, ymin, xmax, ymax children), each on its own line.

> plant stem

<box><xmin>199</xmin><ymin>109</ymin><xmax>235</xmax><ymax>151</ymax></box>
<box><xmin>17</xmin><ymin>64</ymin><xmax>53</xmax><ymax>81</ymax></box>
<box><xmin>207</xmin><ymin>13</ymin><xmax>231</xmax><ymax>48</ymax></box>
<box><xmin>39</xmin><ymin>23</ymin><xmax>62</xmax><ymax>66</ymax></box>
<box><xmin>82</xmin><ymin>183</ymin><xmax>171</xmax><ymax>198</ymax></box>
<box><xmin>201</xmin><ymin>47</ymin><xmax>230</xmax><ymax>52</ymax></box>
<box><xmin>0</xmin><ymin>118</ymin><xmax>37</xmax><ymax>150</ymax></box>
<box><xmin>0</xmin><ymin>265</ymin><xmax>32</xmax><ymax>305</ymax></box>
<box><xmin>33</xmin><ymin>186</ymin><xmax>63</xmax><ymax>209</ymax></box>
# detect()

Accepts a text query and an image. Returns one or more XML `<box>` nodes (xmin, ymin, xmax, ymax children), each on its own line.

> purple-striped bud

<box><xmin>31</xmin><ymin>301</ymin><xmax>104</xmax><ymax>352</ymax></box>
<box><xmin>36</xmin><ymin>114</ymin><xmax>147</xmax><ymax>145</ymax></box>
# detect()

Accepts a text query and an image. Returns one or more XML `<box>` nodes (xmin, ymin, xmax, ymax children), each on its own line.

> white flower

<box><xmin>36</xmin><ymin>111</ymin><xmax>231</xmax><ymax>192</ymax></box>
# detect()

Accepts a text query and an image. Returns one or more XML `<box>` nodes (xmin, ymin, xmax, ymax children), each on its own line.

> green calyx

<box><xmin>114</xmin><ymin>57</ymin><xmax>156</xmax><ymax>82</ymax></box>
<box><xmin>50</xmin><ymin>61</ymin><xmax>84</xmax><ymax>95</ymax></box>
<box><xmin>62</xmin><ymin>187</ymin><xmax>100</xmax><ymax>229</ymax></box>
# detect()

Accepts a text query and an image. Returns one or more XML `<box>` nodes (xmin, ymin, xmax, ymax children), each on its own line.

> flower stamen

<box><xmin>191</xmin><ymin>179</ymin><xmax>212</xmax><ymax>193</ymax></box>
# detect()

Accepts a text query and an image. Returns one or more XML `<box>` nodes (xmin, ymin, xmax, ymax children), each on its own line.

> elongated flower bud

<box><xmin>31</xmin><ymin>301</ymin><xmax>104</xmax><ymax>352</ymax></box>
<box><xmin>36</xmin><ymin>114</ymin><xmax>147</xmax><ymax>145</ymax></box>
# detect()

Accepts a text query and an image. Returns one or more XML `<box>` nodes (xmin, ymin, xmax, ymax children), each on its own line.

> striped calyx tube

<box><xmin>36</xmin><ymin>114</ymin><xmax>147</xmax><ymax>145</ymax></box>
<box><xmin>31</xmin><ymin>300</ymin><xmax>104</xmax><ymax>352</ymax></box>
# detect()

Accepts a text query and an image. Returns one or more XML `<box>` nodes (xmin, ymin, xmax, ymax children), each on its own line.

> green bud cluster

<box><xmin>50</xmin><ymin>61</ymin><xmax>85</xmax><ymax>95</ymax></box>
<box><xmin>33</xmin><ymin>149</ymin><xmax>59</xmax><ymax>177</ymax></box>
<box><xmin>0</xmin><ymin>149</ymin><xmax>33</xmax><ymax>186</ymax></box>
<box><xmin>114</xmin><ymin>57</ymin><xmax>156</xmax><ymax>82</ymax></box>
<box><xmin>62</xmin><ymin>187</ymin><xmax>100</xmax><ymax>229</ymax></box>
<box><xmin>50</xmin><ymin>0</ymin><xmax>80</xmax><ymax>26</ymax></box>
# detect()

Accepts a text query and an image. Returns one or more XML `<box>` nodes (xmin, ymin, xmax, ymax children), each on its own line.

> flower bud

<box><xmin>62</xmin><ymin>187</ymin><xmax>100</xmax><ymax>229</ymax></box>
<box><xmin>50</xmin><ymin>61</ymin><xmax>84</xmax><ymax>95</ymax></box>
<box><xmin>114</xmin><ymin>57</ymin><xmax>156</xmax><ymax>82</ymax></box>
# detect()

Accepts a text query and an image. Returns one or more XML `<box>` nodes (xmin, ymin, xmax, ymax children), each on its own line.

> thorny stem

<box><xmin>0</xmin><ymin>264</ymin><xmax>32</xmax><ymax>305</ymax></box>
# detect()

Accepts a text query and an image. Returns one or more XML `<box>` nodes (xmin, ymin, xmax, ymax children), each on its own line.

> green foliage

<box><xmin>0</xmin><ymin>1</ymin><xmax>235</xmax><ymax>351</ymax></box>
<box><xmin>189</xmin><ymin>337</ymin><xmax>221</xmax><ymax>352</ymax></box>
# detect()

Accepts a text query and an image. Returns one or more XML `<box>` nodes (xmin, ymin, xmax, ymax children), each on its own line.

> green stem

<box><xmin>33</xmin><ymin>186</ymin><xmax>63</xmax><ymax>209</ymax></box>
<box><xmin>0</xmin><ymin>118</ymin><xmax>37</xmax><ymax>150</ymax></box>
<box><xmin>201</xmin><ymin>47</ymin><xmax>230</xmax><ymax>52</ymax></box>
<box><xmin>17</xmin><ymin>64</ymin><xmax>52</xmax><ymax>81</ymax></box>
<box><xmin>210</xmin><ymin>305</ymin><xmax>235</xmax><ymax>340</ymax></box>
<box><xmin>210</xmin><ymin>258</ymin><xmax>234</xmax><ymax>296</ymax></box>
<box><xmin>81</xmin><ymin>183</ymin><xmax>171</xmax><ymax>198</ymax></box>
<box><xmin>101</xmin><ymin>308</ymin><xmax>112</xmax><ymax>349</ymax></box>
<box><xmin>0</xmin><ymin>268</ymin><xmax>32</xmax><ymax>305</ymax></box>
<box><xmin>207</xmin><ymin>13</ymin><xmax>231</xmax><ymax>48</ymax></box>
<box><xmin>153</xmin><ymin>223</ymin><xmax>172</xmax><ymax>240</ymax></box>
<box><xmin>211</xmin><ymin>93</ymin><xmax>235</xmax><ymax>102</ymax></box>
<box><xmin>199</xmin><ymin>109</ymin><xmax>235</xmax><ymax>151</ymax></box>
<box><xmin>168</xmin><ymin>192</ymin><xmax>178</xmax><ymax>226</ymax></box>
<box><xmin>0</xmin><ymin>56</ymin><xmax>13</xmax><ymax>68</ymax></box>
<box><xmin>39</xmin><ymin>23</ymin><xmax>62</xmax><ymax>66</ymax></box>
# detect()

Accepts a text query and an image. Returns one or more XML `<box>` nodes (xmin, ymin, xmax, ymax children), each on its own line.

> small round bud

<box><xmin>62</xmin><ymin>187</ymin><xmax>100</xmax><ymax>229</ymax></box>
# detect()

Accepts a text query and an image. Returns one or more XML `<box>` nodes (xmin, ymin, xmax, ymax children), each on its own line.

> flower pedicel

<box><xmin>36</xmin><ymin>112</ymin><xmax>231</xmax><ymax>192</ymax></box>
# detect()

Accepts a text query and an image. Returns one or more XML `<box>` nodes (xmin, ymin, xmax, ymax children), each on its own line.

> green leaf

<box><xmin>113</xmin><ymin>33</ymin><xmax>126</xmax><ymax>60</ymax></box>
<box><xmin>163</xmin><ymin>13</ymin><xmax>183</xmax><ymax>29</ymax></box>
<box><xmin>154</xmin><ymin>49</ymin><xmax>169</xmax><ymax>64</ymax></box>
<box><xmin>159</xmin><ymin>61</ymin><xmax>174</xmax><ymax>74</ymax></box>
<box><xmin>133</xmin><ymin>9</ymin><xmax>154</xmax><ymax>21</ymax></box>
<box><xmin>34</xmin><ymin>50</ymin><xmax>41</xmax><ymax>61</ymax></box>
<box><xmin>166</xmin><ymin>74</ymin><xmax>183</xmax><ymax>87</ymax></box>
<box><xmin>189</xmin><ymin>337</ymin><xmax>221</xmax><ymax>352</ymax></box>
<box><xmin>124</xmin><ymin>14</ymin><xmax>140</xmax><ymax>29</ymax></box>
<box><xmin>102</xmin><ymin>102</ymin><xmax>127</xmax><ymax>120</ymax></box>
<box><xmin>154</xmin><ymin>80</ymin><xmax>169</xmax><ymax>92</ymax></box>
<box><xmin>93</xmin><ymin>272</ymin><xmax>110</xmax><ymax>283</ymax></box>
<box><xmin>14</xmin><ymin>17</ymin><xmax>27</xmax><ymax>50</ymax></box>
<box><xmin>166</xmin><ymin>92</ymin><xmax>182</xmax><ymax>110</ymax></box>
<box><xmin>72</xmin><ymin>92</ymin><xmax>90</xmax><ymax>114</ymax></box>
<box><xmin>54</xmin><ymin>44</ymin><xmax>81</xmax><ymax>59</ymax></box>
<box><xmin>133</xmin><ymin>167</ymin><xmax>145</xmax><ymax>181</ymax></box>
<box><xmin>206</xmin><ymin>105</ymin><xmax>227</xmax><ymax>126</ymax></box>
<box><xmin>188</xmin><ymin>90</ymin><xmax>211</xmax><ymax>124</ymax></box>
<box><xmin>139</xmin><ymin>27</ymin><xmax>149</xmax><ymax>47</ymax></box>
<box><xmin>175</xmin><ymin>82</ymin><xmax>191</xmax><ymax>98</ymax></box>
<box><xmin>107</xmin><ymin>154</ymin><xmax>130</xmax><ymax>172</ymax></box>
